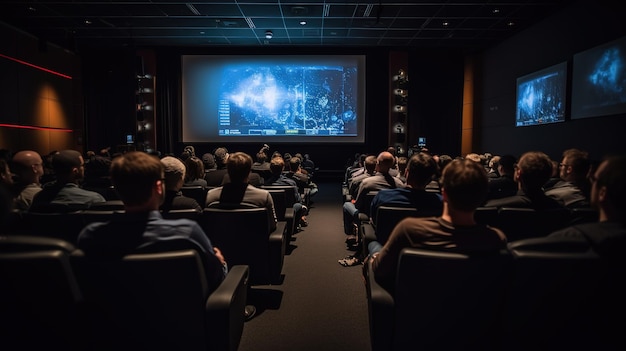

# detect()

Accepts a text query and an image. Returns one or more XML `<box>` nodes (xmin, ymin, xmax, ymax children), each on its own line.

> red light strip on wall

<box><xmin>0</xmin><ymin>123</ymin><xmax>73</xmax><ymax>133</ymax></box>
<box><xmin>0</xmin><ymin>53</ymin><xmax>73</xmax><ymax>80</ymax></box>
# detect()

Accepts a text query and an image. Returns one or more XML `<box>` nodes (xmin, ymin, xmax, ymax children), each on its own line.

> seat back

<box><xmin>71</xmin><ymin>237</ymin><xmax>247</xmax><ymax>351</ymax></box>
<box><xmin>181</xmin><ymin>186</ymin><xmax>209</xmax><ymax>208</ymax></box>
<box><xmin>262</xmin><ymin>185</ymin><xmax>297</xmax><ymax>208</ymax></box>
<box><xmin>495</xmin><ymin>207</ymin><xmax>571</xmax><ymax>241</ymax></box>
<box><xmin>367</xmin><ymin>247</ymin><xmax>512</xmax><ymax>351</ymax></box>
<box><xmin>0</xmin><ymin>236</ymin><xmax>84</xmax><ymax>350</ymax></box>
<box><xmin>505</xmin><ymin>237</ymin><xmax>624</xmax><ymax>350</ymax></box>
<box><xmin>373</xmin><ymin>206</ymin><xmax>440</xmax><ymax>245</ymax></box>
<box><xmin>23</xmin><ymin>210</ymin><xmax>86</xmax><ymax>242</ymax></box>
<box><xmin>200</xmin><ymin>207</ymin><xmax>284</xmax><ymax>285</ymax></box>
<box><xmin>161</xmin><ymin>208</ymin><xmax>202</xmax><ymax>220</ymax></box>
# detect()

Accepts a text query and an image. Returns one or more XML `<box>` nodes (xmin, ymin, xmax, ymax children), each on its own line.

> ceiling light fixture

<box><xmin>265</xmin><ymin>30</ymin><xmax>273</xmax><ymax>39</ymax></box>
<box><xmin>300</xmin><ymin>20</ymin><xmax>307</xmax><ymax>25</ymax></box>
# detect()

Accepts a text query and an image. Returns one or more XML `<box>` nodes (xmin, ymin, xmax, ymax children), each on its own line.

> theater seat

<box><xmin>366</xmin><ymin>247</ymin><xmax>512</xmax><ymax>351</ymax></box>
<box><xmin>70</xmin><ymin>238</ymin><xmax>249</xmax><ymax>351</ymax></box>
<box><xmin>200</xmin><ymin>206</ymin><xmax>285</xmax><ymax>285</ymax></box>
<box><xmin>0</xmin><ymin>235</ymin><xmax>85</xmax><ymax>350</ymax></box>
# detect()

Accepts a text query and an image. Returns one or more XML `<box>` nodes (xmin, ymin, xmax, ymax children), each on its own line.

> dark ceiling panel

<box><xmin>0</xmin><ymin>0</ymin><xmax>575</xmax><ymax>51</ymax></box>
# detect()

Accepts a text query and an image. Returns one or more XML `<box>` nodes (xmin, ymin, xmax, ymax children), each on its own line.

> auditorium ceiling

<box><xmin>1</xmin><ymin>1</ymin><xmax>575</xmax><ymax>52</ymax></box>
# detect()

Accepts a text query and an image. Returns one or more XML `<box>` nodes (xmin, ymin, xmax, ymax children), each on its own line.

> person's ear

<box><xmin>597</xmin><ymin>185</ymin><xmax>607</xmax><ymax>204</ymax></box>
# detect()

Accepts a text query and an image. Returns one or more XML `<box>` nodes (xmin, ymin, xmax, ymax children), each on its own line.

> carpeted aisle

<box><xmin>237</xmin><ymin>181</ymin><xmax>372</xmax><ymax>351</ymax></box>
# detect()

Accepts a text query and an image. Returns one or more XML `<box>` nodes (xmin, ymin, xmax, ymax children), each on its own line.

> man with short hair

<box><xmin>548</xmin><ymin>154</ymin><xmax>626</xmax><ymax>257</ymax></box>
<box><xmin>368</xmin><ymin>158</ymin><xmax>507</xmax><ymax>292</ymax></box>
<box><xmin>10</xmin><ymin>150</ymin><xmax>44</xmax><ymax>210</ymax></box>
<box><xmin>205</xmin><ymin>152</ymin><xmax>278</xmax><ymax>232</ymax></box>
<box><xmin>545</xmin><ymin>148</ymin><xmax>591</xmax><ymax>208</ymax></box>
<box><xmin>159</xmin><ymin>156</ymin><xmax>202</xmax><ymax>213</ymax></box>
<box><xmin>30</xmin><ymin>149</ymin><xmax>105</xmax><ymax>211</ymax></box>
<box><xmin>485</xmin><ymin>151</ymin><xmax>563</xmax><ymax>210</ymax></box>
<box><xmin>77</xmin><ymin>151</ymin><xmax>227</xmax><ymax>290</ymax></box>
<box><xmin>204</xmin><ymin>147</ymin><xmax>229</xmax><ymax>187</ymax></box>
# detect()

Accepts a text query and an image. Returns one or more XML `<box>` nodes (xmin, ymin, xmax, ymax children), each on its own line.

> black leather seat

<box><xmin>264</xmin><ymin>188</ymin><xmax>296</xmax><ymax>243</ymax></box>
<box><xmin>366</xmin><ymin>247</ymin><xmax>512</xmax><ymax>351</ymax></box>
<box><xmin>494</xmin><ymin>207</ymin><xmax>571</xmax><ymax>241</ymax></box>
<box><xmin>0</xmin><ymin>235</ymin><xmax>85</xmax><ymax>350</ymax></box>
<box><xmin>360</xmin><ymin>205</ymin><xmax>440</xmax><ymax>258</ymax></box>
<box><xmin>199</xmin><ymin>206</ymin><xmax>285</xmax><ymax>285</ymax></box>
<box><xmin>71</xmin><ymin>238</ymin><xmax>249</xmax><ymax>351</ymax></box>
<box><xmin>181</xmin><ymin>186</ymin><xmax>209</xmax><ymax>208</ymax></box>
<box><xmin>505</xmin><ymin>236</ymin><xmax>625</xmax><ymax>350</ymax></box>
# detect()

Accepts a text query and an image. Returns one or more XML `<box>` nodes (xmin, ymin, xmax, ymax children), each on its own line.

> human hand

<box><xmin>213</xmin><ymin>247</ymin><xmax>226</xmax><ymax>266</ymax></box>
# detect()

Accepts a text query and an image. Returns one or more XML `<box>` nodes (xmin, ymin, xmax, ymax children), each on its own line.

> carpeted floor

<box><xmin>237</xmin><ymin>180</ymin><xmax>372</xmax><ymax>351</ymax></box>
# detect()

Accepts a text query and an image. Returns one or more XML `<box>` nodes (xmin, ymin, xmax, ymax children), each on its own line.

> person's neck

<box><xmin>441</xmin><ymin>206</ymin><xmax>476</xmax><ymax>226</ymax></box>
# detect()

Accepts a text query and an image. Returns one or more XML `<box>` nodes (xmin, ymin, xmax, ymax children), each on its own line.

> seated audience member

<box><xmin>82</xmin><ymin>151</ymin><xmax>113</xmax><ymax>193</ymax></box>
<box><xmin>266</xmin><ymin>156</ymin><xmax>307</xmax><ymax>228</ymax></box>
<box><xmin>345</xmin><ymin>153</ymin><xmax>367</xmax><ymax>184</ymax></box>
<box><xmin>395</xmin><ymin>156</ymin><xmax>409</xmax><ymax>184</ymax></box>
<box><xmin>302</xmin><ymin>153</ymin><xmax>315</xmax><ymax>175</ymax></box>
<box><xmin>485</xmin><ymin>151</ymin><xmax>563</xmax><ymax>210</ymax></box>
<box><xmin>202</xmin><ymin>153</ymin><xmax>217</xmax><ymax>173</ymax></box>
<box><xmin>204</xmin><ymin>147</ymin><xmax>229</xmax><ymax>187</ymax></box>
<box><xmin>30</xmin><ymin>149</ymin><xmax>106</xmax><ymax>211</ymax></box>
<box><xmin>10</xmin><ymin>150</ymin><xmax>44</xmax><ymax>210</ymax></box>
<box><xmin>0</xmin><ymin>160</ymin><xmax>13</xmax><ymax>231</ymax></box>
<box><xmin>485</xmin><ymin>154</ymin><xmax>518</xmax><ymax>201</ymax></box>
<box><xmin>486</xmin><ymin>155</ymin><xmax>501</xmax><ymax>178</ymax></box>
<box><xmin>347</xmin><ymin>155</ymin><xmax>377</xmax><ymax>199</ymax></box>
<box><xmin>544</xmin><ymin>159</ymin><xmax>562</xmax><ymax>189</ymax></box>
<box><xmin>251</xmin><ymin>148</ymin><xmax>272</xmax><ymax>182</ymax></box>
<box><xmin>159</xmin><ymin>156</ymin><xmax>202</xmax><ymax>213</ymax></box>
<box><xmin>287</xmin><ymin>156</ymin><xmax>318</xmax><ymax>204</ymax></box>
<box><xmin>205</xmin><ymin>152</ymin><xmax>277</xmax><ymax>233</ymax></box>
<box><xmin>548</xmin><ymin>154</ymin><xmax>626</xmax><ymax>258</ymax></box>
<box><xmin>544</xmin><ymin>148</ymin><xmax>591</xmax><ymax>208</ymax></box>
<box><xmin>183</xmin><ymin>156</ymin><xmax>208</xmax><ymax>188</ymax></box>
<box><xmin>368</xmin><ymin>158</ymin><xmax>507</xmax><ymax>292</ymax></box>
<box><xmin>369</xmin><ymin>152</ymin><xmax>443</xmax><ymax>228</ymax></box>
<box><xmin>342</xmin><ymin>151</ymin><xmax>405</xmax><ymax>243</ymax></box>
<box><xmin>76</xmin><ymin>151</ymin><xmax>227</xmax><ymax>290</ymax></box>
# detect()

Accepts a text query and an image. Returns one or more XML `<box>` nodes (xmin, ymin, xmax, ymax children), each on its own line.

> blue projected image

<box><xmin>515</xmin><ymin>62</ymin><xmax>567</xmax><ymax>127</ymax></box>
<box><xmin>218</xmin><ymin>64</ymin><xmax>356</xmax><ymax>135</ymax></box>
<box><xmin>572</xmin><ymin>35</ymin><xmax>626</xmax><ymax>119</ymax></box>
<box><xmin>182</xmin><ymin>55</ymin><xmax>366</xmax><ymax>143</ymax></box>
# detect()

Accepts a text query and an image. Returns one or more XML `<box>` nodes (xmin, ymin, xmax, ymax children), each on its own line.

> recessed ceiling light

<box><xmin>300</xmin><ymin>20</ymin><xmax>307</xmax><ymax>25</ymax></box>
<box><xmin>442</xmin><ymin>21</ymin><xmax>449</xmax><ymax>27</ymax></box>
<box><xmin>84</xmin><ymin>20</ymin><xmax>92</xmax><ymax>25</ymax></box>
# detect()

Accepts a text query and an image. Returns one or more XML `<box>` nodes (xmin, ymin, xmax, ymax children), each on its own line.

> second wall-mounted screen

<box><xmin>515</xmin><ymin>61</ymin><xmax>568</xmax><ymax>127</ymax></box>
<box><xmin>571</xmin><ymin>35</ymin><xmax>626</xmax><ymax>120</ymax></box>
<box><xmin>181</xmin><ymin>55</ymin><xmax>366</xmax><ymax>143</ymax></box>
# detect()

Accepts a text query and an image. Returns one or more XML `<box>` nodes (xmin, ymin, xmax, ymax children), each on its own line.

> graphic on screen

<box><xmin>571</xmin><ymin>35</ymin><xmax>626</xmax><ymax>119</ymax></box>
<box><xmin>182</xmin><ymin>55</ymin><xmax>366</xmax><ymax>143</ymax></box>
<box><xmin>515</xmin><ymin>62</ymin><xmax>567</xmax><ymax>127</ymax></box>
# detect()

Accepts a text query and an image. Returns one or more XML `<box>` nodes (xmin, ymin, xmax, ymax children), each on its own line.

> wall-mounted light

<box><xmin>265</xmin><ymin>30</ymin><xmax>273</xmax><ymax>39</ymax></box>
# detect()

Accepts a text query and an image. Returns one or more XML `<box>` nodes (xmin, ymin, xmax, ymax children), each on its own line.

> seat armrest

<box><xmin>360</xmin><ymin>222</ymin><xmax>377</xmax><ymax>258</ymax></box>
<box><xmin>269</xmin><ymin>223</ymin><xmax>286</xmax><ymax>284</ymax></box>
<box><xmin>366</xmin><ymin>260</ymin><xmax>394</xmax><ymax>351</ymax></box>
<box><xmin>206</xmin><ymin>264</ymin><xmax>249</xmax><ymax>351</ymax></box>
<box><xmin>358</xmin><ymin>212</ymin><xmax>370</xmax><ymax>223</ymax></box>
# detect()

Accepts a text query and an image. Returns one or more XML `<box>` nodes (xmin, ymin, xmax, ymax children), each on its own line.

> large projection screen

<box><xmin>182</xmin><ymin>55</ymin><xmax>366</xmax><ymax>143</ymax></box>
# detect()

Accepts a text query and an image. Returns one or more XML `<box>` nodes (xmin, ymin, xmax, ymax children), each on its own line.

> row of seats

<box><xmin>366</xmin><ymin>237</ymin><xmax>625</xmax><ymax>351</ymax></box>
<box><xmin>5</xmin><ymin>202</ymin><xmax>289</xmax><ymax>285</ymax></box>
<box><xmin>360</xmin><ymin>205</ymin><xmax>599</xmax><ymax>257</ymax></box>
<box><xmin>0</xmin><ymin>235</ymin><xmax>250</xmax><ymax>351</ymax></box>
